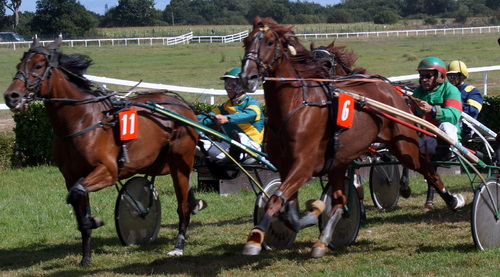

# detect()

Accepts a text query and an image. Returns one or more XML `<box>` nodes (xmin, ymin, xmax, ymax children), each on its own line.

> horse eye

<box><xmin>35</xmin><ymin>65</ymin><xmax>43</xmax><ymax>70</ymax></box>
<box><xmin>267</xmin><ymin>40</ymin><xmax>274</xmax><ymax>47</ymax></box>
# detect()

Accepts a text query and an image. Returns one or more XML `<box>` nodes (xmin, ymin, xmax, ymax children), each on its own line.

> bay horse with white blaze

<box><xmin>239</xmin><ymin>16</ymin><xmax>466</xmax><ymax>258</ymax></box>
<box><xmin>3</xmin><ymin>37</ymin><xmax>203</xmax><ymax>265</ymax></box>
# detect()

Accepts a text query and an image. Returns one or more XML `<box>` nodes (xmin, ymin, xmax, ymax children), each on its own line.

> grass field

<box><xmin>0</xmin><ymin>166</ymin><xmax>499</xmax><ymax>276</ymax></box>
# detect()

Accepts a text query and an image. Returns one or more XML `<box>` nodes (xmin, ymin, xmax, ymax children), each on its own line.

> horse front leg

<box><xmin>311</xmin><ymin>166</ymin><xmax>348</xmax><ymax>258</ymax></box>
<box><xmin>242</xmin><ymin>167</ymin><xmax>313</xmax><ymax>256</ymax></box>
<box><xmin>66</xmin><ymin>179</ymin><xmax>104</xmax><ymax>266</ymax></box>
<box><xmin>166</xmin><ymin>161</ymin><xmax>193</xmax><ymax>256</ymax></box>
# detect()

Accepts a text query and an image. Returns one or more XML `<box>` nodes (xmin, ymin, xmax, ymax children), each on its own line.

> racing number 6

<box><xmin>337</xmin><ymin>94</ymin><xmax>354</xmax><ymax>128</ymax></box>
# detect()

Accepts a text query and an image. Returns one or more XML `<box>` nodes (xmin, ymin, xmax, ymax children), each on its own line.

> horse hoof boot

<box><xmin>311</xmin><ymin>242</ymin><xmax>328</xmax><ymax>259</ymax></box>
<box><xmin>242</xmin><ymin>243</ymin><xmax>262</xmax><ymax>256</ymax></box>
<box><xmin>447</xmin><ymin>194</ymin><xmax>466</xmax><ymax>211</ymax></box>
<box><xmin>166</xmin><ymin>248</ymin><xmax>184</xmax><ymax>256</ymax></box>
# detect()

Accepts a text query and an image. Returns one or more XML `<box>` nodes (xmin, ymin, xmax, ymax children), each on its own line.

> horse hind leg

<box><xmin>396</xmin><ymin>149</ymin><xmax>466</xmax><ymax>211</ymax></box>
<box><xmin>66</xmin><ymin>179</ymin><xmax>104</xmax><ymax>266</ymax></box>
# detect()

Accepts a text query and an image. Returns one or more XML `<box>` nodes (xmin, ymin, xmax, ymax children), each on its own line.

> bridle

<box><xmin>13</xmin><ymin>48</ymin><xmax>60</xmax><ymax>102</ymax></box>
<box><xmin>242</xmin><ymin>26</ymin><xmax>284</xmax><ymax>81</ymax></box>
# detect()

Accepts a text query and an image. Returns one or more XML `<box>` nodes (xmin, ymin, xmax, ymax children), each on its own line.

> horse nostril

<box><xmin>7</xmin><ymin>91</ymin><xmax>20</xmax><ymax>100</ymax></box>
<box><xmin>249</xmin><ymin>74</ymin><xmax>259</xmax><ymax>81</ymax></box>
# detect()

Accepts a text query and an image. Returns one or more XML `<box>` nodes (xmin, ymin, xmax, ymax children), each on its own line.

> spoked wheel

<box><xmin>369</xmin><ymin>153</ymin><xmax>401</xmax><ymax>210</ymax></box>
<box><xmin>319</xmin><ymin>180</ymin><xmax>361</xmax><ymax>248</ymax></box>
<box><xmin>115</xmin><ymin>176</ymin><xmax>161</xmax><ymax>246</ymax></box>
<box><xmin>254</xmin><ymin>177</ymin><xmax>297</xmax><ymax>250</ymax></box>
<box><xmin>471</xmin><ymin>176</ymin><xmax>500</xmax><ymax>250</ymax></box>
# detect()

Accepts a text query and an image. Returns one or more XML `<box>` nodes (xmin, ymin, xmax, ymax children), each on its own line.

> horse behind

<box><xmin>3</xmin><ymin>37</ymin><xmax>202</xmax><ymax>265</ymax></box>
<box><xmin>239</xmin><ymin>16</ymin><xmax>466</xmax><ymax>258</ymax></box>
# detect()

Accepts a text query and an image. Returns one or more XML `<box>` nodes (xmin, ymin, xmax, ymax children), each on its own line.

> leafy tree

<box><xmin>2</xmin><ymin>0</ymin><xmax>21</xmax><ymax>28</ymax></box>
<box><xmin>327</xmin><ymin>9</ymin><xmax>355</xmax><ymax>23</ymax></box>
<box><xmin>30</xmin><ymin>0</ymin><xmax>98</xmax><ymax>37</ymax></box>
<box><xmin>486</xmin><ymin>0</ymin><xmax>500</xmax><ymax>9</ymax></box>
<box><xmin>373</xmin><ymin>9</ymin><xmax>400</xmax><ymax>24</ymax></box>
<box><xmin>0</xmin><ymin>3</ymin><xmax>6</xmax><ymax>30</ymax></box>
<box><xmin>101</xmin><ymin>0</ymin><xmax>160</xmax><ymax>27</ymax></box>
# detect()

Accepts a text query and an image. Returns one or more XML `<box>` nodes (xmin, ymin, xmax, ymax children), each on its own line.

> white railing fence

<box><xmin>0</xmin><ymin>31</ymin><xmax>249</xmax><ymax>49</ymax></box>
<box><xmin>1</xmin><ymin>65</ymin><xmax>498</xmax><ymax>110</ymax></box>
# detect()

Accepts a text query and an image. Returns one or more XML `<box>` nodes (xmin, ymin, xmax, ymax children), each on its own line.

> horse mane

<box><xmin>58</xmin><ymin>53</ymin><xmax>94</xmax><ymax>91</ymax></box>
<box><xmin>257</xmin><ymin>17</ymin><xmax>365</xmax><ymax>78</ymax></box>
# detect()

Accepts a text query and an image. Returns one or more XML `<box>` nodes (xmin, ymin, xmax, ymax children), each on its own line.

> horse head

<box><xmin>240</xmin><ymin>16</ymin><xmax>362</xmax><ymax>92</ymax></box>
<box><xmin>4</xmin><ymin>35</ymin><xmax>62</xmax><ymax>112</ymax></box>
<box><xmin>240</xmin><ymin>16</ymin><xmax>298</xmax><ymax>92</ymax></box>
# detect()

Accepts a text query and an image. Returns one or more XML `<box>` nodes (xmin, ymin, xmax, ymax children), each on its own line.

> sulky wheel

<box><xmin>115</xmin><ymin>176</ymin><xmax>161</xmax><ymax>246</ymax></box>
<box><xmin>369</xmin><ymin>152</ymin><xmax>401</xmax><ymax>210</ymax></box>
<box><xmin>254</xmin><ymin>177</ymin><xmax>297</xmax><ymax>250</ymax></box>
<box><xmin>471</xmin><ymin>176</ymin><xmax>500</xmax><ymax>250</ymax></box>
<box><xmin>319</xmin><ymin>179</ymin><xmax>361</xmax><ymax>248</ymax></box>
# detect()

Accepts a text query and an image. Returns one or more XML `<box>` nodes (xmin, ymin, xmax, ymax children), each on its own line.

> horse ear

<box><xmin>310</xmin><ymin>42</ymin><xmax>317</xmax><ymax>51</ymax></box>
<box><xmin>30</xmin><ymin>34</ymin><xmax>39</xmax><ymax>50</ymax></box>
<box><xmin>253</xmin><ymin>16</ymin><xmax>262</xmax><ymax>28</ymax></box>
<box><xmin>47</xmin><ymin>34</ymin><xmax>62</xmax><ymax>50</ymax></box>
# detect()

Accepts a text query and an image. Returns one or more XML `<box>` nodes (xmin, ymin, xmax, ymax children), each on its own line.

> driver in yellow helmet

<box><xmin>446</xmin><ymin>60</ymin><xmax>483</xmax><ymax>119</ymax></box>
<box><xmin>446</xmin><ymin>61</ymin><xmax>484</xmax><ymax>142</ymax></box>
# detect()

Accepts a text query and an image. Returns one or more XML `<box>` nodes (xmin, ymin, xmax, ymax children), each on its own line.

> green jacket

<box><xmin>413</xmin><ymin>81</ymin><xmax>463</xmax><ymax>138</ymax></box>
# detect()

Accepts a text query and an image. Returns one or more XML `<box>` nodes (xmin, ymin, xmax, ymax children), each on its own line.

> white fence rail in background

<box><xmin>2</xmin><ymin>25</ymin><xmax>500</xmax><ymax>50</ymax></box>
<box><xmin>0</xmin><ymin>31</ymin><xmax>249</xmax><ymax>49</ymax></box>
<box><xmin>296</xmin><ymin>25</ymin><xmax>500</xmax><ymax>39</ymax></box>
<box><xmin>1</xmin><ymin>65</ymin><xmax>499</xmax><ymax>110</ymax></box>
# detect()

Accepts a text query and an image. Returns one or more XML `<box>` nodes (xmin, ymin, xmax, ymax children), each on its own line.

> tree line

<box><xmin>1</xmin><ymin>0</ymin><xmax>500</xmax><ymax>39</ymax></box>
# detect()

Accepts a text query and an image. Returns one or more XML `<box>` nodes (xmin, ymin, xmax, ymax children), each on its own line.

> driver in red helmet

<box><xmin>412</xmin><ymin>56</ymin><xmax>463</xmax><ymax>210</ymax></box>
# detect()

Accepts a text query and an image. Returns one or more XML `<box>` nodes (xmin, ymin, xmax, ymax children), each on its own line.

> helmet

<box><xmin>220</xmin><ymin>67</ymin><xmax>241</xmax><ymax>80</ymax></box>
<box><xmin>417</xmin><ymin>57</ymin><xmax>447</xmax><ymax>75</ymax></box>
<box><xmin>447</xmin><ymin>60</ymin><xmax>469</xmax><ymax>79</ymax></box>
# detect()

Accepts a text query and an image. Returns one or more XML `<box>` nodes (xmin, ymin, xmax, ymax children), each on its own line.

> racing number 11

<box><xmin>119</xmin><ymin>108</ymin><xmax>138</xmax><ymax>141</ymax></box>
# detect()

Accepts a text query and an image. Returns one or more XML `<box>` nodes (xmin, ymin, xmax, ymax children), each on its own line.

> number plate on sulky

<box><xmin>119</xmin><ymin>108</ymin><xmax>138</xmax><ymax>140</ymax></box>
<box><xmin>337</xmin><ymin>94</ymin><xmax>354</xmax><ymax>128</ymax></box>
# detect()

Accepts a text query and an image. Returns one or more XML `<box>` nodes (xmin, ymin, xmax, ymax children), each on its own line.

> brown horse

<box><xmin>3</xmin><ymin>37</ymin><xmax>203</xmax><ymax>265</ymax></box>
<box><xmin>239</xmin><ymin>16</ymin><xmax>466</xmax><ymax>258</ymax></box>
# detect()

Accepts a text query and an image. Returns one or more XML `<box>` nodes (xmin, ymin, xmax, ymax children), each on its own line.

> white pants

<box><xmin>198</xmin><ymin>133</ymin><xmax>261</xmax><ymax>161</ymax></box>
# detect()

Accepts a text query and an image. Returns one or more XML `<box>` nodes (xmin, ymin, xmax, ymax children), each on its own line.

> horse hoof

<box><xmin>423</xmin><ymin>204</ymin><xmax>434</xmax><ymax>212</ymax></box>
<box><xmin>79</xmin><ymin>257</ymin><xmax>91</xmax><ymax>266</ymax></box>
<box><xmin>447</xmin><ymin>194</ymin><xmax>466</xmax><ymax>211</ymax></box>
<box><xmin>191</xmin><ymin>199</ymin><xmax>207</xmax><ymax>215</ymax></box>
<box><xmin>311</xmin><ymin>245</ymin><xmax>327</xmax><ymax>258</ymax></box>
<box><xmin>400</xmin><ymin>186</ymin><xmax>411</xmax><ymax>199</ymax></box>
<box><xmin>242</xmin><ymin>243</ymin><xmax>262</xmax><ymax>256</ymax></box>
<box><xmin>166</xmin><ymin>248</ymin><xmax>184</xmax><ymax>256</ymax></box>
<box><xmin>91</xmin><ymin>216</ymin><xmax>104</xmax><ymax>229</ymax></box>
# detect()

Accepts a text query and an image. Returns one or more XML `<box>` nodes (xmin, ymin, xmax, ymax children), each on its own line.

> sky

<box><xmin>8</xmin><ymin>0</ymin><xmax>341</xmax><ymax>15</ymax></box>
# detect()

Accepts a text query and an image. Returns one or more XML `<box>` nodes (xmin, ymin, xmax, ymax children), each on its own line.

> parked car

<box><xmin>0</xmin><ymin>32</ymin><xmax>25</xmax><ymax>42</ymax></box>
